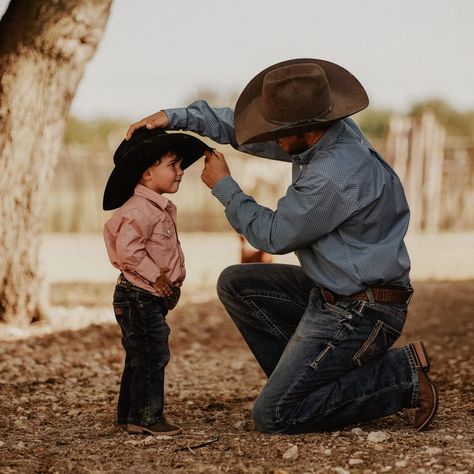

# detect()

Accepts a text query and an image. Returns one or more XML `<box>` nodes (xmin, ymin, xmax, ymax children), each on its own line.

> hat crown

<box><xmin>261</xmin><ymin>63</ymin><xmax>333</xmax><ymax>124</ymax></box>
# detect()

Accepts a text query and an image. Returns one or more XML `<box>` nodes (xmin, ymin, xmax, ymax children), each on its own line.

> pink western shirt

<box><xmin>103</xmin><ymin>184</ymin><xmax>185</xmax><ymax>296</ymax></box>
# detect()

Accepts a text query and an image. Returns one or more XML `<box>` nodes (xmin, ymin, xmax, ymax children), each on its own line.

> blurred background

<box><xmin>1</xmin><ymin>0</ymin><xmax>473</xmax><ymax>311</ymax></box>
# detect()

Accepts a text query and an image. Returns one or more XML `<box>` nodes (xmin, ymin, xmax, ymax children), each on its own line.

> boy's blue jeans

<box><xmin>113</xmin><ymin>282</ymin><xmax>170</xmax><ymax>426</ymax></box>
<box><xmin>217</xmin><ymin>263</ymin><xmax>419</xmax><ymax>433</ymax></box>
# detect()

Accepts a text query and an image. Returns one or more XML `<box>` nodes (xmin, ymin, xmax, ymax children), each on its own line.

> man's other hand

<box><xmin>125</xmin><ymin>110</ymin><xmax>170</xmax><ymax>140</ymax></box>
<box><xmin>201</xmin><ymin>150</ymin><xmax>231</xmax><ymax>189</ymax></box>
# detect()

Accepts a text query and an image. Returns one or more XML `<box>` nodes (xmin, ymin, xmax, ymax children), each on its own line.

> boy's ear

<box><xmin>141</xmin><ymin>168</ymin><xmax>151</xmax><ymax>181</ymax></box>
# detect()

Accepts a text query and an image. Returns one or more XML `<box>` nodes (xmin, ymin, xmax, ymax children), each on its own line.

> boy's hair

<box><xmin>149</xmin><ymin>150</ymin><xmax>183</xmax><ymax>167</ymax></box>
<box><xmin>104</xmin><ymin>127</ymin><xmax>210</xmax><ymax>210</ymax></box>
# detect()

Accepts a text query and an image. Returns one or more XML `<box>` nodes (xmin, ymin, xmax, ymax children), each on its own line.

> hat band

<box><xmin>264</xmin><ymin>103</ymin><xmax>333</xmax><ymax>126</ymax></box>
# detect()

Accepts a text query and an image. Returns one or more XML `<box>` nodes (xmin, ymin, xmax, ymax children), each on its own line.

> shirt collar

<box><xmin>292</xmin><ymin>120</ymin><xmax>345</xmax><ymax>165</ymax></box>
<box><xmin>134</xmin><ymin>184</ymin><xmax>170</xmax><ymax>209</ymax></box>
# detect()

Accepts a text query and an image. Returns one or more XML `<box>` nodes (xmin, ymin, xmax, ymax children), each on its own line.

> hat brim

<box><xmin>234</xmin><ymin>58</ymin><xmax>369</xmax><ymax>145</ymax></box>
<box><xmin>103</xmin><ymin>131</ymin><xmax>211</xmax><ymax>210</ymax></box>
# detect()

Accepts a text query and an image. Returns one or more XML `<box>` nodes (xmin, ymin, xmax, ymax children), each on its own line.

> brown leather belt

<box><xmin>321</xmin><ymin>286</ymin><xmax>413</xmax><ymax>305</ymax></box>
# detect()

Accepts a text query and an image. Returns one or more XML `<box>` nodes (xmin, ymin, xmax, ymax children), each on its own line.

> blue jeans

<box><xmin>217</xmin><ymin>263</ymin><xmax>419</xmax><ymax>433</ymax></box>
<box><xmin>113</xmin><ymin>283</ymin><xmax>170</xmax><ymax>426</ymax></box>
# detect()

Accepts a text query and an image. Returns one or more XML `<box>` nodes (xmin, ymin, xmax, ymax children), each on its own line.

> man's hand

<box><xmin>153</xmin><ymin>267</ymin><xmax>173</xmax><ymax>297</ymax></box>
<box><xmin>201</xmin><ymin>150</ymin><xmax>231</xmax><ymax>189</ymax></box>
<box><xmin>125</xmin><ymin>110</ymin><xmax>170</xmax><ymax>140</ymax></box>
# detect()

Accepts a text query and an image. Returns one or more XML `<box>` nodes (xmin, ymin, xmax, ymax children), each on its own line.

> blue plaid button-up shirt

<box><xmin>166</xmin><ymin>100</ymin><xmax>411</xmax><ymax>294</ymax></box>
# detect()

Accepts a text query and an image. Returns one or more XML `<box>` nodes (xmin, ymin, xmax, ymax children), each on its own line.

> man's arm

<box><xmin>203</xmin><ymin>150</ymin><xmax>360</xmax><ymax>254</ymax></box>
<box><xmin>126</xmin><ymin>100</ymin><xmax>292</xmax><ymax>162</ymax></box>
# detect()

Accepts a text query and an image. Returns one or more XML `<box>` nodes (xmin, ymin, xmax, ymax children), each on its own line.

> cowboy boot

<box><xmin>409</xmin><ymin>341</ymin><xmax>439</xmax><ymax>431</ymax></box>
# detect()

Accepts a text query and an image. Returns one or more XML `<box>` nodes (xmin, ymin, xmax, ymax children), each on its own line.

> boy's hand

<box><xmin>125</xmin><ymin>110</ymin><xmax>170</xmax><ymax>140</ymax></box>
<box><xmin>201</xmin><ymin>150</ymin><xmax>231</xmax><ymax>189</ymax></box>
<box><xmin>153</xmin><ymin>267</ymin><xmax>173</xmax><ymax>297</ymax></box>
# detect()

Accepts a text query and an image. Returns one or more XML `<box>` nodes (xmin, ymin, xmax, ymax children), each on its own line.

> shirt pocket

<box><xmin>149</xmin><ymin>222</ymin><xmax>174</xmax><ymax>255</ymax></box>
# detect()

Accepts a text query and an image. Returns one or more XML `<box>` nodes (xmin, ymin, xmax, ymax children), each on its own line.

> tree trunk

<box><xmin>0</xmin><ymin>0</ymin><xmax>112</xmax><ymax>324</ymax></box>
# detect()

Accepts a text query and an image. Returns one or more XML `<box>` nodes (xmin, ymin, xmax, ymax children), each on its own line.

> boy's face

<box><xmin>141</xmin><ymin>152</ymin><xmax>184</xmax><ymax>194</ymax></box>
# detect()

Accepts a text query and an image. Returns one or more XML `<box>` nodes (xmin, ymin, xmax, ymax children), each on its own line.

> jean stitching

<box><xmin>324</xmin><ymin>302</ymin><xmax>353</xmax><ymax>319</ymax></box>
<box><xmin>291</xmin><ymin>381</ymin><xmax>414</xmax><ymax>426</ymax></box>
<box><xmin>403</xmin><ymin>345</ymin><xmax>419</xmax><ymax>407</ymax></box>
<box><xmin>351</xmin><ymin>320</ymin><xmax>384</xmax><ymax>366</ymax></box>
<box><xmin>276</xmin><ymin>333</ymin><xmax>347</xmax><ymax>423</ymax></box>
<box><xmin>275</xmin><ymin>364</ymin><xmax>313</xmax><ymax>424</ymax></box>
<box><xmin>242</xmin><ymin>291</ymin><xmax>308</xmax><ymax>311</ymax></box>
<box><xmin>241</xmin><ymin>296</ymin><xmax>293</xmax><ymax>342</ymax></box>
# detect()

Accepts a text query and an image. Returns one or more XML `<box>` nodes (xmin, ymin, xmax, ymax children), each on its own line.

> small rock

<box><xmin>367</xmin><ymin>431</ymin><xmax>388</xmax><ymax>443</ymax></box>
<box><xmin>230</xmin><ymin>360</ymin><xmax>245</xmax><ymax>370</ymax></box>
<box><xmin>333</xmin><ymin>468</ymin><xmax>350</xmax><ymax>474</ymax></box>
<box><xmin>13</xmin><ymin>419</ymin><xmax>27</xmax><ymax>428</ymax></box>
<box><xmin>0</xmin><ymin>441</ymin><xmax>4</xmax><ymax>448</ymax></box>
<box><xmin>351</xmin><ymin>427</ymin><xmax>364</xmax><ymax>436</ymax></box>
<box><xmin>426</xmin><ymin>447</ymin><xmax>442</xmax><ymax>455</ymax></box>
<box><xmin>282</xmin><ymin>444</ymin><xmax>298</xmax><ymax>460</ymax></box>
<box><xmin>456</xmin><ymin>434</ymin><xmax>464</xmax><ymax>440</ymax></box>
<box><xmin>349</xmin><ymin>458</ymin><xmax>364</xmax><ymax>465</ymax></box>
<box><xmin>395</xmin><ymin>460</ymin><xmax>408</xmax><ymax>468</ymax></box>
<box><xmin>323</xmin><ymin>448</ymin><xmax>332</xmax><ymax>456</ymax></box>
<box><xmin>15</xmin><ymin>441</ymin><xmax>25</xmax><ymax>449</ymax></box>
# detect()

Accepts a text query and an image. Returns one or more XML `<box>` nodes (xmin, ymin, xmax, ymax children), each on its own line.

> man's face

<box><xmin>276</xmin><ymin>134</ymin><xmax>311</xmax><ymax>155</ymax></box>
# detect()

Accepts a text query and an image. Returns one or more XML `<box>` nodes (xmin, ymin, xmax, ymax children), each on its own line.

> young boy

<box><xmin>103</xmin><ymin>127</ymin><xmax>210</xmax><ymax>435</ymax></box>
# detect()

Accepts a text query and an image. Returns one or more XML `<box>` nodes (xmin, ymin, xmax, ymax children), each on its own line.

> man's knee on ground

<box><xmin>251</xmin><ymin>395</ymin><xmax>286</xmax><ymax>433</ymax></box>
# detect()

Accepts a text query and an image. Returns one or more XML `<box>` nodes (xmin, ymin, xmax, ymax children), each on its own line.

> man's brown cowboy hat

<box><xmin>234</xmin><ymin>58</ymin><xmax>369</xmax><ymax>145</ymax></box>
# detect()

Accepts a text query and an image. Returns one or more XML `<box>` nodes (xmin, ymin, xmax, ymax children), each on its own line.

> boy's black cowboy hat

<box><xmin>103</xmin><ymin>127</ymin><xmax>211</xmax><ymax>210</ymax></box>
<box><xmin>234</xmin><ymin>58</ymin><xmax>369</xmax><ymax>145</ymax></box>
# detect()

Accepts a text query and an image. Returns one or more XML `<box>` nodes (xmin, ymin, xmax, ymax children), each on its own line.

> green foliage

<box><xmin>64</xmin><ymin>116</ymin><xmax>129</xmax><ymax>146</ymax></box>
<box><xmin>409</xmin><ymin>99</ymin><xmax>474</xmax><ymax>137</ymax></box>
<box><xmin>355</xmin><ymin>108</ymin><xmax>393</xmax><ymax>139</ymax></box>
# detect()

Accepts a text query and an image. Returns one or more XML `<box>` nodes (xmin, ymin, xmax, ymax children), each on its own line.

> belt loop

<box><xmin>365</xmin><ymin>287</ymin><xmax>375</xmax><ymax>304</ymax></box>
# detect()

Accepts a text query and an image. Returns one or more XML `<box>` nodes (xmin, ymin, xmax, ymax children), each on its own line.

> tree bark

<box><xmin>0</xmin><ymin>0</ymin><xmax>112</xmax><ymax>324</ymax></box>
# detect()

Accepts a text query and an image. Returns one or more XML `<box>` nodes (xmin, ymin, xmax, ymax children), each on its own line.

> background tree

<box><xmin>0</xmin><ymin>0</ymin><xmax>112</xmax><ymax>324</ymax></box>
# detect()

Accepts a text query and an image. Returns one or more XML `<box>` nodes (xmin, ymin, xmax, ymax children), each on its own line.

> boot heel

<box><xmin>127</xmin><ymin>424</ymin><xmax>143</xmax><ymax>434</ymax></box>
<box><xmin>409</xmin><ymin>341</ymin><xmax>430</xmax><ymax>372</ymax></box>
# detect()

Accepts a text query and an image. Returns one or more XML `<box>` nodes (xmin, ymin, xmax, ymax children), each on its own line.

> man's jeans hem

<box><xmin>403</xmin><ymin>345</ymin><xmax>419</xmax><ymax>407</ymax></box>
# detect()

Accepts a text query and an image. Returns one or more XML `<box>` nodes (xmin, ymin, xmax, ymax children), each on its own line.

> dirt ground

<box><xmin>0</xmin><ymin>280</ymin><xmax>473</xmax><ymax>473</ymax></box>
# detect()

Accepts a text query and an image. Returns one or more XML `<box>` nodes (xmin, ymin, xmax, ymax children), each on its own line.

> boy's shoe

<box><xmin>127</xmin><ymin>420</ymin><xmax>181</xmax><ymax>436</ymax></box>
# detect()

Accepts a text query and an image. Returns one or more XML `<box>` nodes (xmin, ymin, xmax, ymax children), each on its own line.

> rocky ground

<box><xmin>0</xmin><ymin>280</ymin><xmax>473</xmax><ymax>473</ymax></box>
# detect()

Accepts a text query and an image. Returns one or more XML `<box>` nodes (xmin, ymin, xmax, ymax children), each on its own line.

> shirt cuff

<box><xmin>211</xmin><ymin>176</ymin><xmax>242</xmax><ymax>206</ymax></box>
<box><xmin>165</xmin><ymin>108</ymin><xmax>188</xmax><ymax>129</ymax></box>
